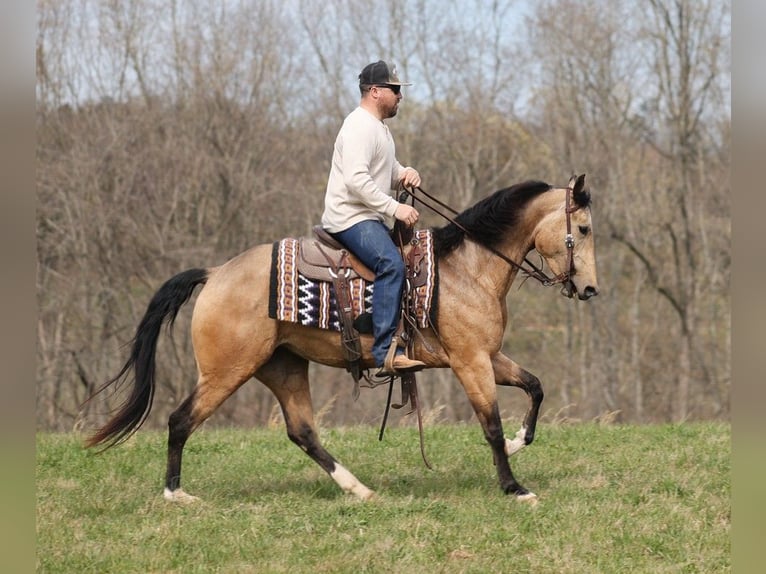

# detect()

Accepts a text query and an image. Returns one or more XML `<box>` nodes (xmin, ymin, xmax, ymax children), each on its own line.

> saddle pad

<box><xmin>268</xmin><ymin>230</ymin><xmax>438</xmax><ymax>332</ymax></box>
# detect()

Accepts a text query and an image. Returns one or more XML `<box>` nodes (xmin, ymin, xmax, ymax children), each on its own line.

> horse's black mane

<box><xmin>432</xmin><ymin>180</ymin><xmax>554</xmax><ymax>257</ymax></box>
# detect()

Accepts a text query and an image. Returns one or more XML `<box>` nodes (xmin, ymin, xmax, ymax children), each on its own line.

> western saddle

<box><xmin>297</xmin><ymin>223</ymin><xmax>429</xmax><ymax>397</ymax></box>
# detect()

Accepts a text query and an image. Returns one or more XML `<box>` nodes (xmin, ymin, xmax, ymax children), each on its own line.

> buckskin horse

<box><xmin>86</xmin><ymin>174</ymin><xmax>599</xmax><ymax>503</ymax></box>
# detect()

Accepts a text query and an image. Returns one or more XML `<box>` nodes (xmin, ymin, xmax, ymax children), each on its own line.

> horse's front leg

<box><xmin>451</xmin><ymin>358</ymin><xmax>537</xmax><ymax>502</ymax></box>
<box><xmin>491</xmin><ymin>353</ymin><xmax>544</xmax><ymax>457</ymax></box>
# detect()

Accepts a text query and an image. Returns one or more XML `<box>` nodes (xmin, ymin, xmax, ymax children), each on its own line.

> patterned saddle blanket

<box><xmin>268</xmin><ymin>229</ymin><xmax>438</xmax><ymax>332</ymax></box>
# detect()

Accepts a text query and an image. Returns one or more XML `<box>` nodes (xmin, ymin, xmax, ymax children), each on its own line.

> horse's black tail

<box><xmin>85</xmin><ymin>268</ymin><xmax>209</xmax><ymax>449</ymax></box>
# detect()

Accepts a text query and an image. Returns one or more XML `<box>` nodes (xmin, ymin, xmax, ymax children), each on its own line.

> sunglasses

<box><xmin>375</xmin><ymin>84</ymin><xmax>401</xmax><ymax>95</ymax></box>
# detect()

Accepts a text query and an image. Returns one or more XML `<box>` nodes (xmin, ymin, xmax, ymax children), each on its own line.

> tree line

<box><xmin>36</xmin><ymin>0</ymin><xmax>730</xmax><ymax>432</ymax></box>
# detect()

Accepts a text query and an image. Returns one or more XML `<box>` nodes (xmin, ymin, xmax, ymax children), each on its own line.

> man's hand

<box><xmin>400</xmin><ymin>167</ymin><xmax>421</xmax><ymax>190</ymax></box>
<box><xmin>394</xmin><ymin>203</ymin><xmax>420</xmax><ymax>227</ymax></box>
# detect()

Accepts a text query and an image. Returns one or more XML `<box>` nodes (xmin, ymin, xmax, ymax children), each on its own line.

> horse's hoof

<box><xmin>163</xmin><ymin>487</ymin><xmax>200</xmax><ymax>504</ymax></box>
<box><xmin>516</xmin><ymin>492</ymin><xmax>538</xmax><ymax>505</ymax></box>
<box><xmin>358</xmin><ymin>488</ymin><xmax>377</xmax><ymax>502</ymax></box>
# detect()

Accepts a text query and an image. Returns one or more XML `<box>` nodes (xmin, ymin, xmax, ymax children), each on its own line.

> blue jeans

<box><xmin>331</xmin><ymin>220</ymin><xmax>404</xmax><ymax>366</ymax></box>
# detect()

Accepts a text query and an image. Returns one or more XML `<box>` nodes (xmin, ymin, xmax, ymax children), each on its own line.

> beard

<box><xmin>379</xmin><ymin>99</ymin><xmax>399</xmax><ymax>119</ymax></box>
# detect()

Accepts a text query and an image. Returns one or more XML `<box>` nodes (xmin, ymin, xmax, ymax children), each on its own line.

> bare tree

<box><xmin>610</xmin><ymin>0</ymin><xmax>730</xmax><ymax>420</ymax></box>
<box><xmin>36</xmin><ymin>0</ymin><xmax>729</xmax><ymax>431</ymax></box>
<box><xmin>522</xmin><ymin>0</ymin><xmax>729</xmax><ymax>421</ymax></box>
<box><xmin>525</xmin><ymin>0</ymin><xmax>648</xmax><ymax>420</ymax></box>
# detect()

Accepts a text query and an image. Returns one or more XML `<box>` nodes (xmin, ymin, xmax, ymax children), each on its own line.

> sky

<box><xmin>38</xmin><ymin>0</ymin><xmax>536</xmax><ymax>108</ymax></box>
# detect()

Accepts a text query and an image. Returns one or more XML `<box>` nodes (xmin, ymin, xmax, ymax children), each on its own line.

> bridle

<box><xmin>403</xmin><ymin>185</ymin><xmax>579</xmax><ymax>290</ymax></box>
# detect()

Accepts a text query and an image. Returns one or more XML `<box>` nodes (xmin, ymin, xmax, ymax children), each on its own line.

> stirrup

<box><xmin>381</xmin><ymin>336</ymin><xmax>402</xmax><ymax>375</ymax></box>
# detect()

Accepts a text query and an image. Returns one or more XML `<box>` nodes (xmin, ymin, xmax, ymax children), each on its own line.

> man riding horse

<box><xmin>321</xmin><ymin>60</ymin><xmax>426</xmax><ymax>376</ymax></box>
<box><xmin>85</xmin><ymin>62</ymin><xmax>600</xmax><ymax>504</ymax></box>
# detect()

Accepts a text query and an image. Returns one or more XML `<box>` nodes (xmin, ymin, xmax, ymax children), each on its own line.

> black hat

<box><xmin>358</xmin><ymin>60</ymin><xmax>412</xmax><ymax>87</ymax></box>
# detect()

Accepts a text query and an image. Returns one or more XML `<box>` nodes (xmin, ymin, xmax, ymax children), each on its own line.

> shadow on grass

<box><xmin>210</xmin><ymin>461</ymin><xmax>508</xmax><ymax>504</ymax></box>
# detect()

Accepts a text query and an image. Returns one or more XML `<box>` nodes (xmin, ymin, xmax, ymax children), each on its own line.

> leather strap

<box><xmin>314</xmin><ymin>243</ymin><xmax>364</xmax><ymax>396</ymax></box>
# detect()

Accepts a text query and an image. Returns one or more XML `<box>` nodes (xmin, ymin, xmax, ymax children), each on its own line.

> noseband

<box><xmin>405</xmin><ymin>185</ymin><xmax>578</xmax><ymax>288</ymax></box>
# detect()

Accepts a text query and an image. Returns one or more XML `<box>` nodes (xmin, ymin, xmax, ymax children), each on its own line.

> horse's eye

<box><xmin>578</xmin><ymin>225</ymin><xmax>590</xmax><ymax>236</ymax></box>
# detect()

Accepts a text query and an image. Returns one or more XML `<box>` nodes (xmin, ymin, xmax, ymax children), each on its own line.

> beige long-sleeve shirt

<box><xmin>321</xmin><ymin>106</ymin><xmax>406</xmax><ymax>233</ymax></box>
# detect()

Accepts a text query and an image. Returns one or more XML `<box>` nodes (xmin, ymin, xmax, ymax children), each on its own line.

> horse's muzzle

<box><xmin>561</xmin><ymin>281</ymin><xmax>599</xmax><ymax>300</ymax></box>
<box><xmin>578</xmin><ymin>285</ymin><xmax>599</xmax><ymax>300</ymax></box>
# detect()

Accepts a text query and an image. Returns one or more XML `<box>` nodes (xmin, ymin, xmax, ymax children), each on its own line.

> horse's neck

<box><xmin>441</xmin><ymin>190</ymin><xmax>562</xmax><ymax>298</ymax></box>
<box><xmin>452</xmin><ymin>241</ymin><xmax>526</xmax><ymax>299</ymax></box>
<box><xmin>473</xmin><ymin>196</ymin><xmax>558</xmax><ymax>296</ymax></box>
<box><xmin>503</xmin><ymin>190</ymin><xmax>563</xmax><ymax>256</ymax></box>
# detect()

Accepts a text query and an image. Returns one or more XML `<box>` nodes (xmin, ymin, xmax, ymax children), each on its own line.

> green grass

<box><xmin>37</xmin><ymin>422</ymin><xmax>730</xmax><ymax>573</ymax></box>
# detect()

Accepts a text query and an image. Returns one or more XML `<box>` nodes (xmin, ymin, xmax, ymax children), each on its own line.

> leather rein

<box><xmin>403</xmin><ymin>185</ymin><xmax>578</xmax><ymax>289</ymax></box>
<box><xmin>377</xmin><ymin>184</ymin><xmax>579</xmax><ymax>468</ymax></box>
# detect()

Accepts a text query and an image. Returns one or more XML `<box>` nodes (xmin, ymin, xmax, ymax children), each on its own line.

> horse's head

<box><xmin>533</xmin><ymin>174</ymin><xmax>600</xmax><ymax>300</ymax></box>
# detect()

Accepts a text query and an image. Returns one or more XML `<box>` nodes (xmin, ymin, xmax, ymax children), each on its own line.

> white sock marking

<box><xmin>504</xmin><ymin>426</ymin><xmax>528</xmax><ymax>456</ymax></box>
<box><xmin>163</xmin><ymin>487</ymin><xmax>200</xmax><ymax>504</ymax></box>
<box><xmin>330</xmin><ymin>463</ymin><xmax>375</xmax><ymax>500</ymax></box>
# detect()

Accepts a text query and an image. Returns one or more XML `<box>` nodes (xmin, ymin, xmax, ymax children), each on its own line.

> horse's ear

<box><xmin>572</xmin><ymin>173</ymin><xmax>590</xmax><ymax>208</ymax></box>
<box><xmin>573</xmin><ymin>173</ymin><xmax>585</xmax><ymax>193</ymax></box>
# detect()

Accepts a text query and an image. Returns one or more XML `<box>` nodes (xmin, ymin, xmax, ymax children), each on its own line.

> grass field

<box><xmin>36</xmin><ymin>422</ymin><xmax>730</xmax><ymax>573</ymax></box>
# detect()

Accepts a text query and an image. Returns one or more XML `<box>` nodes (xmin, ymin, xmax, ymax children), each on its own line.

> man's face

<box><xmin>373</xmin><ymin>85</ymin><xmax>402</xmax><ymax>118</ymax></box>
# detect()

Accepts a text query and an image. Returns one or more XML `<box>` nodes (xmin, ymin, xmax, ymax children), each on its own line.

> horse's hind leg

<box><xmin>257</xmin><ymin>348</ymin><xmax>374</xmax><ymax>500</ymax></box>
<box><xmin>164</xmin><ymin>368</ymin><xmax>255</xmax><ymax>503</ymax></box>
<box><xmin>492</xmin><ymin>353</ymin><xmax>544</xmax><ymax>457</ymax></box>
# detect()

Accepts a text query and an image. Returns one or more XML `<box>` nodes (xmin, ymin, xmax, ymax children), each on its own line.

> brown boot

<box><xmin>391</xmin><ymin>354</ymin><xmax>426</xmax><ymax>373</ymax></box>
<box><xmin>377</xmin><ymin>342</ymin><xmax>426</xmax><ymax>376</ymax></box>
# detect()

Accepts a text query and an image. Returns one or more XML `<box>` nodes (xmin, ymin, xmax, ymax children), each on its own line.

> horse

<box><xmin>86</xmin><ymin>174</ymin><xmax>599</xmax><ymax>503</ymax></box>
